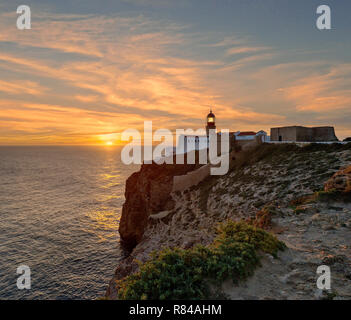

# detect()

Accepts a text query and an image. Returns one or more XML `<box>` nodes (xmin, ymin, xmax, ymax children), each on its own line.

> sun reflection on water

<box><xmin>85</xmin><ymin>154</ymin><xmax>125</xmax><ymax>242</ymax></box>
<box><xmin>86</xmin><ymin>208</ymin><xmax>120</xmax><ymax>242</ymax></box>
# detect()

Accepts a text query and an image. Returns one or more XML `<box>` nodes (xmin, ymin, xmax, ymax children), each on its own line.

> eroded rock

<box><xmin>324</xmin><ymin>165</ymin><xmax>351</xmax><ymax>193</ymax></box>
<box><xmin>119</xmin><ymin>161</ymin><xmax>201</xmax><ymax>249</ymax></box>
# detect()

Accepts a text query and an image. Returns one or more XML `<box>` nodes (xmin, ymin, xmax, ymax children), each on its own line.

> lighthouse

<box><xmin>206</xmin><ymin>109</ymin><xmax>216</xmax><ymax>135</ymax></box>
<box><xmin>180</xmin><ymin>109</ymin><xmax>218</xmax><ymax>153</ymax></box>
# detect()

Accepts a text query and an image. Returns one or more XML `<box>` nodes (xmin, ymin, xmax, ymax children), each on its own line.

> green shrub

<box><xmin>117</xmin><ymin>221</ymin><xmax>285</xmax><ymax>300</ymax></box>
<box><xmin>216</xmin><ymin>221</ymin><xmax>285</xmax><ymax>258</ymax></box>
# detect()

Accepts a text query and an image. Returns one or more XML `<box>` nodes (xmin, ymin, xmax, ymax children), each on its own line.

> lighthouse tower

<box><xmin>206</xmin><ymin>109</ymin><xmax>216</xmax><ymax>135</ymax></box>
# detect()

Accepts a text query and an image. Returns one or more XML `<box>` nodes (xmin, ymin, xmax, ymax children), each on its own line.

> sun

<box><xmin>105</xmin><ymin>141</ymin><xmax>113</xmax><ymax>146</ymax></box>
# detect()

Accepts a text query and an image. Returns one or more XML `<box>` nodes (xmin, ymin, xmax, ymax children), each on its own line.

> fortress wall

<box><xmin>271</xmin><ymin>126</ymin><xmax>338</xmax><ymax>142</ymax></box>
<box><xmin>172</xmin><ymin>137</ymin><xmax>262</xmax><ymax>193</ymax></box>
<box><xmin>271</xmin><ymin>127</ymin><xmax>297</xmax><ymax>141</ymax></box>
<box><xmin>172</xmin><ymin>163</ymin><xmax>211</xmax><ymax>192</ymax></box>
<box><xmin>296</xmin><ymin>127</ymin><xmax>313</xmax><ymax>142</ymax></box>
<box><xmin>311</xmin><ymin>127</ymin><xmax>338</xmax><ymax>142</ymax></box>
<box><xmin>270</xmin><ymin>128</ymin><xmax>278</xmax><ymax>141</ymax></box>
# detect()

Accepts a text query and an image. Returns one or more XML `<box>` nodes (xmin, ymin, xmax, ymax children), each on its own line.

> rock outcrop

<box><xmin>108</xmin><ymin>142</ymin><xmax>351</xmax><ymax>299</ymax></box>
<box><xmin>324</xmin><ymin>165</ymin><xmax>351</xmax><ymax>193</ymax></box>
<box><xmin>119</xmin><ymin>160</ymin><xmax>201</xmax><ymax>249</ymax></box>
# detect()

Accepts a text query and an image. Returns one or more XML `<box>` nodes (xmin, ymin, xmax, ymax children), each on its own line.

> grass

<box><xmin>116</xmin><ymin>221</ymin><xmax>285</xmax><ymax>300</ymax></box>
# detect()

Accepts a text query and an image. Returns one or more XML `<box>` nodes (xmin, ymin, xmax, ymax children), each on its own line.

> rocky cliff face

<box><xmin>119</xmin><ymin>160</ymin><xmax>201</xmax><ymax>249</ymax></box>
<box><xmin>108</xmin><ymin>143</ymin><xmax>351</xmax><ymax>300</ymax></box>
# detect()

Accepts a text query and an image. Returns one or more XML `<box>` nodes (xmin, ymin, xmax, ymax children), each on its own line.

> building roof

<box><xmin>237</xmin><ymin>131</ymin><xmax>256</xmax><ymax>136</ymax></box>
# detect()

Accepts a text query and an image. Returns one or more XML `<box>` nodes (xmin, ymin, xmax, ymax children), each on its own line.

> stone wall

<box><xmin>271</xmin><ymin>126</ymin><xmax>297</xmax><ymax>141</ymax></box>
<box><xmin>271</xmin><ymin>126</ymin><xmax>338</xmax><ymax>142</ymax></box>
<box><xmin>172</xmin><ymin>163</ymin><xmax>211</xmax><ymax>192</ymax></box>
<box><xmin>172</xmin><ymin>136</ymin><xmax>262</xmax><ymax>193</ymax></box>
<box><xmin>311</xmin><ymin>127</ymin><xmax>338</xmax><ymax>142</ymax></box>
<box><xmin>119</xmin><ymin>137</ymin><xmax>263</xmax><ymax>249</ymax></box>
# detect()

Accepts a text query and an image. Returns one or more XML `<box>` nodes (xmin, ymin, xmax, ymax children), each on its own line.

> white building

<box><xmin>179</xmin><ymin>109</ymin><xmax>217</xmax><ymax>153</ymax></box>
<box><xmin>177</xmin><ymin>111</ymin><xmax>271</xmax><ymax>154</ymax></box>
<box><xmin>234</xmin><ymin>130</ymin><xmax>269</xmax><ymax>142</ymax></box>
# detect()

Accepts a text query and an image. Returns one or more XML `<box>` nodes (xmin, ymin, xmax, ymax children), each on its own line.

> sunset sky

<box><xmin>0</xmin><ymin>0</ymin><xmax>351</xmax><ymax>145</ymax></box>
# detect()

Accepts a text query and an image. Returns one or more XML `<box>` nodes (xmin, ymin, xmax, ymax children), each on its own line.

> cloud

<box><xmin>281</xmin><ymin>64</ymin><xmax>351</xmax><ymax>113</ymax></box>
<box><xmin>226</xmin><ymin>46</ymin><xmax>270</xmax><ymax>56</ymax></box>
<box><xmin>75</xmin><ymin>95</ymin><xmax>99</xmax><ymax>103</ymax></box>
<box><xmin>0</xmin><ymin>100</ymin><xmax>147</xmax><ymax>145</ymax></box>
<box><xmin>206</xmin><ymin>36</ymin><xmax>248</xmax><ymax>48</ymax></box>
<box><xmin>0</xmin><ymin>79</ymin><xmax>48</xmax><ymax>95</ymax></box>
<box><xmin>0</xmin><ymin>7</ymin><xmax>350</xmax><ymax>143</ymax></box>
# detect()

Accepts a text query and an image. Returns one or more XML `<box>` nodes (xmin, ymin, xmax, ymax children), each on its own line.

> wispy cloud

<box><xmin>0</xmin><ymin>5</ymin><xmax>350</xmax><ymax>144</ymax></box>
<box><xmin>226</xmin><ymin>46</ymin><xmax>270</xmax><ymax>56</ymax></box>
<box><xmin>0</xmin><ymin>79</ymin><xmax>48</xmax><ymax>95</ymax></box>
<box><xmin>280</xmin><ymin>64</ymin><xmax>351</xmax><ymax>113</ymax></box>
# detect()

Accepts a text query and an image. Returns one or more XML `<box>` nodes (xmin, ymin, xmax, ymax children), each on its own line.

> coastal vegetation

<box><xmin>116</xmin><ymin>221</ymin><xmax>285</xmax><ymax>300</ymax></box>
<box><xmin>107</xmin><ymin>142</ymin><xmax>351</xmax><ymax>300</ymax></box>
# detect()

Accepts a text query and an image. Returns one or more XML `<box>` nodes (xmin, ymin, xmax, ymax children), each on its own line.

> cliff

<box><xmin>108</xmin><ymin>142</ymin><xmax>351</xmax><ymax>300</ymax></box>
<box><xmin>119</xmin><ymin>159</ymin><xmax>202</xmax><ymax>249</ymax></box>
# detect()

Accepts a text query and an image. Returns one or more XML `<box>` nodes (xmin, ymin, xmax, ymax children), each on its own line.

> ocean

<box><xmin>0</xmin><ymin>146</ymin><xmax>139</xmax><ymax>299</ymax></box>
